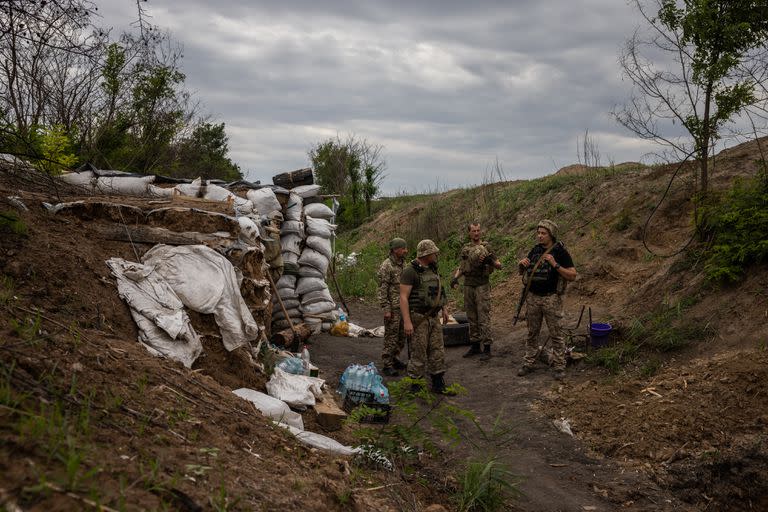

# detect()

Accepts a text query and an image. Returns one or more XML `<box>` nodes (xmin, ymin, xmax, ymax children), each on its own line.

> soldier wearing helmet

<box><xmin>399</xmin><ymin>239</ymin><xmax>456</xmax><ymax>395</ymax></box>
<box><xmin>451</xmin><ymin>222</ymin><xmax>502</xmax><ymax>360</ymax></box>
<box><xmin>377</xmin><ymin>237</ymin><xmax>409</xmax><ymax>376</ymax></box>
<box><xmin>516</xmin><ymin>219</ymin><xmax>577</xmax><ymax>381</ymax></box>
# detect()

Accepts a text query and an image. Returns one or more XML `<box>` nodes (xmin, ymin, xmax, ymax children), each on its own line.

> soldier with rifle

<box><xmin>451</xmin><ymin>222</ymin><xmax>502</xmax><ymax>360</ymax></box>
<box><xmin>516</xmin><ymin>220</ymin><xmax>577</xmax><ymax>380</ymax></box>
<box><xmin>400</xmin><ymin>240</ymin><xmax>456</xmax><ymax>395</ymax></box>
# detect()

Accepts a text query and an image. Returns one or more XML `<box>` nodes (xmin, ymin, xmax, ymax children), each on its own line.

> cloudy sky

<box><xmin>95</xmin><ymin>0</ymin><xmax>661</xmax><ymax>193</ymax></box>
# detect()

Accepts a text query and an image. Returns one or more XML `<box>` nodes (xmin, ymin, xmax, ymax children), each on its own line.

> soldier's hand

<box><xmin>404</xmin><ymin>320</ymin><xmax>414</xmax><ymax>337</ymax></box>
<box><xmin>519</xmin><ymin>257</ymin><xmax>530</xmax><ymax>267</ymax></box>
<box><xmin>450</xmin><ymin>276</ymin><xmax>459</xmax><ymax>289</ymax></box>
<box><xmin>384</xmin><ymin>311</ymin><xmax>392</xmax><ymax>321</ymax></box>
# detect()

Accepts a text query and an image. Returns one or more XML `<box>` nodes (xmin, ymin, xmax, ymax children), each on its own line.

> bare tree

<box><xmin>613</xmin><ymin>0</ymin><xmax>768</xmax><ymax>195</ymax></box>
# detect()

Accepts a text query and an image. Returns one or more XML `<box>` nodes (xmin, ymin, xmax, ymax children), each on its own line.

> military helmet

<box><xmin>416</xmin><ymin>239</ymin><xmax>439</xmax><ymax>258</ymax></box>
<box><xmin>538</xmin><ymin>219</ymin><xmax>558</xmax><ymax>240</ymax></box>
<box><xmin>389</xmin><ymin>237</ymin><xmax>407</xmax><ymax>250</ymax></box>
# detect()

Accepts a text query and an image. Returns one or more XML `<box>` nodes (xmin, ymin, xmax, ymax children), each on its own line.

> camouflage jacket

<box><xmin>459</xmin><ymin>241</ymin><xmax>494</xmax><ymax>286</ymax></box>
<box><xmin>377</xmin><ymin>254</ymin><xmax>405</xmax><ymax>312</ymax></box>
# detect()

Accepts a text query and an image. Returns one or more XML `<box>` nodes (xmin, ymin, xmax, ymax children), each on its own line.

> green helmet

<box><xmin>389</xmin><ymin>237</ymin><xmax>407</xmax><ymax>250</ymax></box>
<box><xmin>538</xmin><ymin>219</ymin><xmax>558</xmax><ymax>240</ymax></box>
<box><xmin>416</xmin><ymin>239</ymin><xmax>439</xmax><ymax>258</ymax></box>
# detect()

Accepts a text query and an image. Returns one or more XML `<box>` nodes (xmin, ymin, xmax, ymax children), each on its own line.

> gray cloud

<box><xmin>97</xmin><ymin>0</ymin><xmax>660</xmax><ymax>193</ymax></box>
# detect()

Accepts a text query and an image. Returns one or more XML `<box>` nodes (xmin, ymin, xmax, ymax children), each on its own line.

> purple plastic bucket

<box><xmin>590</xmin><ymin>322</ymin><xmax>612</xmax><ymax>348</ymax></box>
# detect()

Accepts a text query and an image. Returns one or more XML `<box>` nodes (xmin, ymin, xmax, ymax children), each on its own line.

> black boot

<box><xmin>480</xmin><ymin>344</ymin><xmax>491</xmax><ymax>360</ymax></box>
<box><xmin>430</xmin><ymin>373</ymin><xmax>457</xmax><ymax>396</ymax></box>
<box><xmin>463</xmin><ymin>343</ymin><xmax>481</xmax><ymax>358</ymax></box>
<box><xmin>393</xmin><ymin>358</ymin><xmax>407</xmax><ymax>370</ymax></box>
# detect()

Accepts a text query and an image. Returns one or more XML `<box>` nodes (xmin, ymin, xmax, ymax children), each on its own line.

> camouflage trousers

<box><xmin>523</xmin><ymin>293</ymin><xmax>565</xmax><ymax>370</ymax></box>
<box><xmin>464</xmin><ymin>283</ymin><xmax>492</xmax><ymax>346</ymax></box>
<box><xmin>381</xmin><ymin>310</ymin><xmax>405</xmax><ymax>369</ymax></box>
<box><xmin>407</xmin><ymin>313</ymin><xmax>446</xmax><ymax>379</ymax></box>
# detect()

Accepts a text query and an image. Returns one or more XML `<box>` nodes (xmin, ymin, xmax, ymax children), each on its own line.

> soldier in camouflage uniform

<box><xmin>400</xmin><ymin>240</ymin><xmax>456</xmax><ymax>395</ymax></box>
<box><xmin>451</xmin><ymin>223</ymin><xmax>502</xmax><ymax>360</ymax></box>
<box><xmin>377</xmin><ymin>238</ymin><xmax>409</xmax><ymax>376</ymax></box>
<box><xmin>516</xmin><ymin>220</ymin><xmax>577</xmax><ymax>381</ymax></box>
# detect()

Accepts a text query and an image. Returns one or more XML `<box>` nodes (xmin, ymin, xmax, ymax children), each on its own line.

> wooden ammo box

<box><xmin>443</xmin><ymin>323</ymin><xmax>470</xmax><ymax>346</ymax></box>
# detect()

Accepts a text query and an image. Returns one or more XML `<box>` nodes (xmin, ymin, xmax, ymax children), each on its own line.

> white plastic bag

<box><xmin>266</xmin><ymin>367</ymin><xmax>324</xmax><ymax>407</ymax></box>
<box><xmin>233</xmin><ymin>388</ymin><xmax>304</xmax><ymax>430</ymax></box>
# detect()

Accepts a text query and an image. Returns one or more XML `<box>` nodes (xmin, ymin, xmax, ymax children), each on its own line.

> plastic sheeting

<box><xmin>141</xmin><ymin>245</ymin><xmax>261</xmax><ymax>351</ymax></box>
<box><xmin>106</xmin><ymin>258</ymin><xmax>202</xmax><ymax>368</ymax></box>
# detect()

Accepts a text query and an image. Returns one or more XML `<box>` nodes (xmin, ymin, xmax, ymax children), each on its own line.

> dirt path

<box><xmin>310</xmin><ymin>301</ymin><xmax>692</xmax><ymax>512</ymax></box>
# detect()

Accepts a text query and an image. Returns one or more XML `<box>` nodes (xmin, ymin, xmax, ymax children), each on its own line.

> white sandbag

<box><xmin>304</xmin><ymin>202</ymin><xmax>335</xmax><ymax>220</ymax></box>
<box><xmin>296</xmin><ymin>277</ymin><xmax>326</xmax><ymax>296</ymax></box>
<box><xmin>301</xmin><ymin>300</ymin><xmax>337</xmax><ymax>316</ymax></box>
<box><xmin>233</xmin><ymin>388</ymin><xmax>304</xmax><ymax>430</ymax></box>
<box><xmin>106</xmin><ymin>258</ymin><xmax>202</xmax><ymax>368</ymax></box>
<box><xmin>291</xmin><ymin>184</ymin><xmax>322</xmax><ymax>198</ymax></box>
<box><xmin>298</xmin><ymin>266</ymin><xmax>325</xmax><ymax>278</ymax></box>
<box><xmin>274</xmin><ymin>298</ymin><xmax>300</xmax><ymax>310</ymax></box>
<box><xmin>280</xmin><ymin>424</ymin><xmax>360</xmax><ymax>456</ymax></box>
<box><xmin>284</xmin><ymin>193</ymin><xmax>303</xmax><ymax>221</ymax></box>
<box><xmin>246</xmin><ymin>188</ymin><xmax>282</xmax><ymax>216</ymax></box>
<box><xmin>203</xmin><ymin>183</ymin><xmax>237</xmax><ymax>202</ymax></box>
<box><xmin>237</xmin><ymin>217</ymin><xmax>260</xmax><ymax>245</ymax></box>
<box><xmin>298</xmin><ymin>248</ymin><xmax>330</xmax><ymax>275</ymax></box>
<box><xmin>276</xmin><ymin>275</ymin><xmax>297</xmax><ymax>290</ymax></box>
<box><xmin>321</xmin><ymin>321</ymin><xmax>334</xmax><ymax>332</ymax></box>
<box><xmin>174</xmin><ymin>177</ymin><xmax>202</xmax><ymax>197</ymax></box>
<box><xmin>281</xmin><ymin>220</ymin><xmax>305</xmax><ymax>236</ymax></box>
<box><xmin>305</xmin><ymin>236</ymin><xmax>333</xmax><ymax>261</ymax></box>
<box><xmin>278</xmin><ymin>287</ymin><xmax>299</xmax><ymax>300</ymax></box>
<box><xmin>271</xmin><ymin>307</ymin><xmax>301</xmax><ymax>322</ymax></box>
<box><xmin>266</xmin><ymin>368</ymin><xmax>324</xmax><ymax>407</ymax></box>
<box><xmin>305</xmin><ymin>216</ymin><xmax>335</xmax><ymax>238</ymax></box>
<box><xmin>280</xmin><ymin>234</ymin><xmax>303</xmax><ymax>256</ymax></box>
<box><xmin>300</xmin><ymin>288</ymin><xmax>334</xmax><ymax>305</ymax></box>
<box><xmin>148</xmin><ymin>184</ymin><xmax>175</xmax><ymax>198</ymax></box>
<box><xmin>234</xmin><ymin>198</ymin><xmax>254</xmax><ymax>215</ymax></box>
<box><xmin>59</xmin><ymin>171</ymin><xmax>94</xmax><ymax>188</ymax></box>
<box><xmin>282</xmin><ymin>252</ymin><xmax>299</xmax><ymax>265</ymax></box>
<box><xmin>95</xmin><ymin>175</ymin><xmax>155</xmax><ymax>196</ymax></box>
<box><xmin>141</xmin><ymin>245</ymin><xmax>260</xmax><ymax>351</ymax></box>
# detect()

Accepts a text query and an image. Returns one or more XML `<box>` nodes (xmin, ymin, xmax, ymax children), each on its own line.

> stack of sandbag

<box><xmin>271</xmin><ymin>274</ymin><xmax>301</xmax><ymax>331</ymax></box>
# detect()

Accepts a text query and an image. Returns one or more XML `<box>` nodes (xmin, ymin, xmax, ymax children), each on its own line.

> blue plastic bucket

<box><xmin>590</xmin><ymin>323</ymin><xmax>612</xmax><ymax>348</ymax></box>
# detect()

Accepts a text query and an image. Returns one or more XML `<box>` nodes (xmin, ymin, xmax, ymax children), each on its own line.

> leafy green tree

<box><xmin>308</xmin><ymin>134</ymin><xmax>385</xmax><ymax>226</ymax></box>
<box><xmin>614</xmin><ymin>0</ymin><xmax>768</xmax><ymax>195</ymax></box>
<box><xmin>172</xmin><ymin>121</ymin><xmax>242</xmax><ymax>181</ymax></box>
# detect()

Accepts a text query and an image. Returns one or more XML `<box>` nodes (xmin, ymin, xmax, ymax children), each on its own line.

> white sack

<box><xmin>233</xmin><ymin>388</ymin><xmax>304</xmax><ymax>430</ymax></box>
<box><xmin>300</xmin><ymin>288</ymin><xmax>334</xmax><ymax>305</ymax></box>
<box><xmin>234</xmin><ymin>198</ymin><xmax>254</xmax><ymax>215</ymax></box>
<box><xmin>298</xmin><ymin>266</ymin><xmax>325</xmax><ymax>278</ymax></box>
<box><xmin>95</xmin><ymin>175</ymin><xmax>155</xmax><ymax>196</ymax></box>
<box><xmin>298</xmin><ymin>248</ymin><xmax>330</xmax><ymax>275</ymax></box>
<box><xmin>106</xmin><ymin>258</ymin><xmax>202</xmax><ymax>368</ymax></box>
<box><xmin>301</xmin><ymin>300</ymin><xmax>337</xmax><ymax>316</ymax></box>
<box><xmin>276</xmin><ymin>275</ymin><xmax>297</xmax><ymax>290</ymax></box>
<box><xmin>174</xmin><ymin>177</ymin><xmax>202</xmax><ymax>197</ymax></box>
<box><xmin>203</xmin><ymin>183</ymin><xmax>236</xmax><ymax>202</ymax></box>
<box><xmin>237</xmin><ymin>217</ymin><xmax>260</xmax><ymax>245</ymax></box>
<box><xmin>59</xmin><ymin>171</ymin><xmax>94</xmax><ymax>188</ymax></box>
<box><xmin>281</xmin><ymin>220</ymin><xmax>305</xmax><ymax>236</ymax></box>
<box><xmin>291</xmin><ymin>184</ymin><xmax>321</xmax><ymax>198</ymax></box>
<box><xmin>266</xmin><ymin>367</ymin><xmax>324</xmax><ymax>407</ymax></box>
<box><xmin>271</xmin><ymin>307</ymin><xmax>301</xmax><ymax>322</ymax></box>
<box><xmin>277</xmin><ymin>286</ymin><xmax>299</xmax><ymax>301</ymax></box>
<box><xmin>282</xmin><ymin>252</ymin><xmax>299</xmax><ymax>265</ymax></box>
<box><xmin>280</xmin><ymin>424</ymin><xmax>360</xmax><ymax>456</ymax></box>
<box><xmin>296</xmin><ymin>277</ymin><xmax>326</xmax><ymax>296</ymax></box>
<box><xmin>305</xmin><ymin>216</ymin><xmax>335</xmax><ymax>238</ymax></box>
<box><xmin>280</xmin><ymin>234</ymin><xmax>303</xmax><ymax>255</ymax></box>
<box><xmin>141</xmin><ymin>245</ymin><xmax>260</xmax><ymax>351</ymax></box>
<box><xmin>148</xmin><ymin>184</ymin><xmax>175</xmax><ymax>198</ymax></box>
<box><xmin>306</xmin><ymin>236</ymin><xmax>333</xmax><ymax>261</ymax></box>
<box><xmin>303</xmin><ymin>202</ymin><xmax>335</xmax><ymax>220</ymax></box>
<box><xmin>284</xmin><ymin>193</ymin><xmax>303</xmax><ymax>221</ymax></box>
<box><xmin>246</xmin><ymin>188</ymin><xmax>282</xmax><ymax>216</ymax></box>
<box><xmin>273</xmin><ymin>298</ymin><xmax>300</xmax><ymax>310</ymax></box>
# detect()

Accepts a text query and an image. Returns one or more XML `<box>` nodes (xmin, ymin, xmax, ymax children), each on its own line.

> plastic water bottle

<box><xmin>339</xmin><ymin>308</ymin><xmax>347</xmax><ymax>322</ymax></box>
<box><xmin>301</xmin><ymin>345</ymin><xmax>311</xmax><ymax>375</ymax></box>
<box><xmin>362</xmin><ymin>367</ymin><xmax>373</xmax><ymax>392</ymax></box>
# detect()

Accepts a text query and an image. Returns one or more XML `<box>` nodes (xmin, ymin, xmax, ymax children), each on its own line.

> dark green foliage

<box><xmin>455</xmin><ymin>458</ymin><xmax>521</xmax><ymax>512</ymax></box>
<box><xmin>0</xmin><ymin>211</ymin><xmax>27</xmax><ymax>235</ymax></box>
<box><xmin>700</xmin><ymin>168</ymin><xmax>768</xmax><ymax>282</ymax></box>
<box><xmin>172</xmin><ymin>122</ymin><xmax>242</xmax><ymax>181</ymax></box>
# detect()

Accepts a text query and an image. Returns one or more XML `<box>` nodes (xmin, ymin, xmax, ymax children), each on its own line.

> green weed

<box><xmin>454</xmin><ymin>458</ymin><xmax>521</xmax><ymax>512</ymax></box>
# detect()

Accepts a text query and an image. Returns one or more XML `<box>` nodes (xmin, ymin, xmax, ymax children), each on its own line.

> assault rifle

<box><xmin>512</xmin><ymin>242</ymin><xmax>560</xmax><ymax>325</ymax></box>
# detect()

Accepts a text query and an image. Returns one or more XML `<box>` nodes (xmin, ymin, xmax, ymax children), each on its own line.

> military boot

<box><xmin>480</xmin><ymin>344</ymin><xmax>492</xmax><ymax>361</ymax></box>
<box><xmin>463</xmin><ymin>343</ymin><xmax>481</xmax><ymax>358</ymax></box>
<box><xmin>393</xmin><ymin>358</ymin><xmax>407</xmax><ymax>370</ymax></box>
<box><xmin>430</xmin><ymin>373</ymin><xmax>457</xmax><ymax>396</ymax></box>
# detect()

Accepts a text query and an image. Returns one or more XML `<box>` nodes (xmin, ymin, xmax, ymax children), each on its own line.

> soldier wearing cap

<box><xmin>399</xmin><ymin>239</ymin><xmax>455</xmax><ymax>395</ymax></box>
<box><xmin>451</xmin><ymin>222</ymin><xmax>502</xmax><ymax>360</ymax></box>
<box><xmin>377</xmin><ymin>237</ymin><xmax>409</xmax><ymax>376</ymax></box>
<box><xmin>516</xmin><ymin>220</ymin><xmax>577</xmax><ymax>380</ymax></box>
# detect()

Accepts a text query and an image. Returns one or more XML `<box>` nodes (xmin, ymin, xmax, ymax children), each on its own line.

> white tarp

<box><xmin>141</xmin><ymin>244</ymin><xmax>261</xmax><ymax>351</ymax></box>
<box><xmin>106</xmin><ymin>258</ymin><xmax>203</xmax><ymax>368</ymax></box>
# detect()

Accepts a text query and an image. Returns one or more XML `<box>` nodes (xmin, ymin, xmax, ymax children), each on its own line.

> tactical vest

<box><xmin>408</xmin><ymin>260</ymin><xmax>447</xmax><ymax>314</ymax></box>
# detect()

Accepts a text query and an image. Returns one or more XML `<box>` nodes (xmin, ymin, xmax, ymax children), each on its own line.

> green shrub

<box><xmin>700</xmin><ymin>169</ymin><xmax>768</xmax><ymax>282</ymax></box>
<box><xmin>455</xmin><ymin>458</ymin><xmax>521</xmax><ymax>512</ymax></box>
